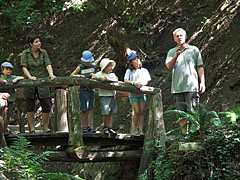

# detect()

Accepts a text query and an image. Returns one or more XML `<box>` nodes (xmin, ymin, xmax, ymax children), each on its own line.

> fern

<box><xmin>164</xmin><ymin>103</ymin><xmax>221</xmax><ymax>135</ymax></box>
<box><xmin>0</xmin><ymin>136</ymin><xmax>83</xmax><ymax>180</ymax></box>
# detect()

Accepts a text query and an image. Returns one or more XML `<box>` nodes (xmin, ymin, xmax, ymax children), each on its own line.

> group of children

<box><xmin>71</xmin><ymin>50</ymin><xmax>151</xmax><ymax>136</ymax></box>
<box><xmin>0</xmin><ymin>62</ymin><xmax>24</xmax><ymax>135</ymax></box>
<box><xmin>0</xmin><ymin>49</ymin><xmax>151</xmax><ymax>136</ymax></box>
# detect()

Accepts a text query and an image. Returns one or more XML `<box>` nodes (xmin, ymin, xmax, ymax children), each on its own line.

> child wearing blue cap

<box><xmin>70</xmin><ymin>50</ymin><xmax>95</xmax><ymax>133</ymax></box>
<box><xmin>124</xmin><ymin>52</ymin><xmax>151</xmax><ymax>136</ymax></box>
<box><xmin>0</xmin><ymin>62</ymin><xmax>24</xmax><ymax>134</ymax></box>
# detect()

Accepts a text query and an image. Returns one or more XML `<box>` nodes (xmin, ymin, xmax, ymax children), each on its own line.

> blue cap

<box><xmin>81</xmin><ymin>50</ymin><xmax>94</xmax><ymax>62</ymax></box>
<box><xmin>1</xmin><ymin>62</ymin><xmax>13</xmax><ymax>69</ymax></box>
<box><xmin>126</xmin><ymin>52</ymin><xmax>139</xmax><ymax>62</ymax></box>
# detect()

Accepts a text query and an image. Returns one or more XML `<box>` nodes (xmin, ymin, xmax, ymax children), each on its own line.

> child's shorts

<box><xmin>100</xmin><ymin>96</ymin><xmax>117</xmax><ymax>115</ymax></box>
<box><xmin>80</xmin><ymin>87</ymin><xmax>95</xmax><ymax>112</ymax></box>
<box><xmin>129</xmin><ymin>95</ymin><xmax>147</xmax><ymax>103</ymax></box>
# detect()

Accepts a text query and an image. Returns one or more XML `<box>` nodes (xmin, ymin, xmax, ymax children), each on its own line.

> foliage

<box><xmin>0</xmin><ymin>0</ymin><xmax>64</xmax><ymax>32</ymax></box>
<box><xmin>91</xmin><ymin>0</ymin><xmax>157</xmax><ymax>31</ymax></box>
<box><xmin>164</xmin><ymin>103</ymin><xmax>222</xmax><ymax>135</ymax></box>
<box><xmin>0</xmin><ymin>136</ymin><xmax>83</xmax><ymax>180</ymax></box>
<box><xmin>218</xmin><ymin>106</ymin><xmax>240</xmax><ymax>125</ymax></box>
<box><xmin>0</xmin><ymin>0</ymin><xmax>41</xmax><ymax>29</ymax></box>
<box><xmin>140</xmin><ymin>105</ymin><xmax>240</xmax><ymax>180</ymax></box>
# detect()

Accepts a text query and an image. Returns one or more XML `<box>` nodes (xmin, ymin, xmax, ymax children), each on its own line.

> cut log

<box><xmin>178</xmin><ymin>142</ymin><xmax>203</xmax><ymax>151</ymax></box>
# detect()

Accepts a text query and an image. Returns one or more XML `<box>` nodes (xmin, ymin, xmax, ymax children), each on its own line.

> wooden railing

<box><xmin>0</xmin><ymin>76</ymin><xmax>166</xmax><ymax>178</ymax></box>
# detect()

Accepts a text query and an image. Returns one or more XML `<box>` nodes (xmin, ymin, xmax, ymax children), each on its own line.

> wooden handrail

<box><xmin>0</xmin><ymin>76</ymin><xmax>160</xmax><ymax>95</ymax></box>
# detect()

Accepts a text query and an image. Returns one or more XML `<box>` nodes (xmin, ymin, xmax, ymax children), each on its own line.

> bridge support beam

<box><xmin>138</xmin><ymin>91</ymin><xmax>166</xmax><ymax>178</ymax></box>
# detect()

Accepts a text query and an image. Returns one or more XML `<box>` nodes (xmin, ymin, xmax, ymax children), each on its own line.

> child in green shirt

<box><xmin>0</xmin><ymin>62</ymin><xmax>24</xmax><ymax>134</ymax></box>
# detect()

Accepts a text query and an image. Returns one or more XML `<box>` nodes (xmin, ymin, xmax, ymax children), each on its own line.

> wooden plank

<box><xmin>48</xmin><ymin>149</ymin><xmax>142</xmax><ymax>162</ymax></box>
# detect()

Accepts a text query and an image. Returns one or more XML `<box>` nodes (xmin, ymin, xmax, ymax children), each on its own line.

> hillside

<box><xmin>0</xmin><ymin>0</ymin><xmax>240</xmax><ymax>179</ymax></box>
<box><xmin>1</xmin><ymin>0</ymin><xmax>240</xmax><ymax>112</ymax></box>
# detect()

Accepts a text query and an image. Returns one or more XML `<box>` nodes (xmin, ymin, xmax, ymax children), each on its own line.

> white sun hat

<box><xmin>100</xmin><ymin>58</ymin><xmax>116</xmax><ymax>72</ymax></box>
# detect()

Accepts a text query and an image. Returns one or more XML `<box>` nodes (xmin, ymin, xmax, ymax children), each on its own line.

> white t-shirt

<box><xmin>95</xmin><ymin>71</ymin><xmax>118</xmax><ymax>96</ymax></box>
<box><xmin>124</xmin><ymin>68</ymin><xmax>151</xmax><ymax>97</ymax></box>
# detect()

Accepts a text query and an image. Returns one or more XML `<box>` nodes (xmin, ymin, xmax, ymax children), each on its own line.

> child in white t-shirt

<box><xmin>92</xmin><ymin>58</ymin><xmax>118</xmax><ymax>135</ymax></box>
<box><xmin>124</xmin><ymin>52</ymin><xmax>151</xmax><ymax>136</ymax></box>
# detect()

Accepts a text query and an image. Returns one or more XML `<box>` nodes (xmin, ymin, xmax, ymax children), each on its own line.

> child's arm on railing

<box><xmin>12</xmin><ymin>76</ymin><xmax>24</xmax><ymax>84</ymax></box>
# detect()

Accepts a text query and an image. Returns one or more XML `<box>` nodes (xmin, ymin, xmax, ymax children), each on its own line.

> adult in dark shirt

<box><xmin>20</xmin><ymin>34</ymin><xmax>56</xmax><ymax>133</ymax></box>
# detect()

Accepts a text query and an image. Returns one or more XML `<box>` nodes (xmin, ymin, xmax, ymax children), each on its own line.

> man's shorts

<box><xmin>100</xmin><ymin>96</ymin><xmax>117</xmax><ymax>115</ymax></box>
<box><xmin>80</xmin><ymin>87</ymin><xmax>95</xmax><ymax>112</ymax></box>
<box><xmin>129</xmin><ymin>95</ymin><xmax>147</xmax><ymax>103</ymax></box>
<box><xmin>175</xmin><ymin>92</ymin><xmax>200</xmax><ymax>113</ymax></box>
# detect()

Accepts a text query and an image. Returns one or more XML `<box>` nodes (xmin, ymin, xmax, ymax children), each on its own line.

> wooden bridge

<box><xmin>0</xmin><ymin>76</ymin><xmax>166</xmax><ymax>178</ymax></box>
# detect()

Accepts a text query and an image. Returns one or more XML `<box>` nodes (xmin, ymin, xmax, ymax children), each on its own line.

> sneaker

<box><xmin>87</xmin><ymin>126</ymin><xmax>96</xmax><ymax>133</ymax></box>
<box><xmin>87</xmin><ymin>126</ymin><xmax>92</xmax><ymax>132</ymax></box>
<box><xmin>108</xmin><ymin>128</ymin><xmax>117</xmax><ymax>136</ymax></box>
<box><xmin>131</xmin><ymin>130</ymin><xmax>140</xmax><ymax>136</ymax></box>
<box><xmin>3</xmin><ymin>130</ymin><xmax>9</xmax><ymax>136</ymax></box>
<box><xmin>103</xmin><ymin>127</ymin><xmax>109</xmax><ymax>135</ymax></box>
<box><xmin>82</xmin><ymin>127</ymin><xmax>88</xmax><ymax>133</ymax></box>
<box><xmin>139</xmin><ymin>131</ymin><xmax>145</xmax><ymax>136</ymax></box>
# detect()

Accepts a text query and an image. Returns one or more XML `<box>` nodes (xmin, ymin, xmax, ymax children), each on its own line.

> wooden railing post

<box><xmin>54</xmin><ymin>89</ymin><xmax>68</xmax><ymax>132</ymax></box>
<box><xmin>67</xmin><ymin>86</ymin><xmax>83</xmax><ymax>147</ymax></box>
<box><xmin>153</xmin><ymin>92</ymin><xmax>166</xmax><ymax>148</ymax></box>
<box><xmin>138</xmin><ymin>91</ymin><xmax>166</xmax><ymax>178</ymax></box>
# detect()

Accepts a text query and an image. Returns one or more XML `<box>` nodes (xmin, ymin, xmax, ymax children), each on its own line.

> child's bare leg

<box><xmin>103</xmin><ymin>115</ymin><xmax>108</xmax><ymax>127</ymax></box>
<box><xmin>42</xmin><ymin>112</ymin><xmax>50</xmax><ymax>132</ymax></box>
<box><xmin>81</xmin><ymin>111</ymin><xmax>87</xmax><ymax>127</ymax></box>
<box><xmin>108</xmin><ymin>113</ymin><xmax>116</xmax><ymax>135</ymax></box>
<box><xmin>138</xmin><ymin>102</ymin><xmax>145</xmax><ymax>132</ymax></box>
<box><xmin>131</xmin><ymin>102</ymin><xmax>139</xmax><ymax>134</ymax></box>
<box><xmin>87</xmin><ymin>109</ymin><xmax>93</xmax><ymax>127</ymax></box>
<box><xmin>27</xmin><ymin>112</ymin><xmax>35</xmax><ymax>132</ymax></box>
<box><xmin>108</xmin><ymin>113</ymin><xmax>113</xmax><ymax>127</ymax></box>
<box><xmin>180</xmin><ymin>119</ymin><xmax>188</xmax><ymax>134</ymax></box>
<box><xmin>3</xmin><ymin>107</ymin><xmax>8</xmax><ymax>131</ymax></box>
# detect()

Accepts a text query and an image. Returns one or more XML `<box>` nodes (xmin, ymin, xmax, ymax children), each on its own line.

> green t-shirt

<box><xmin>0</xmin><ymin>74</ymin><xmax>18</xmax><ymax>102</ymax></box>
<box><xmin>165</xmin><ymin>44</ymin><xmax>203</xmax><ymax>94</ymax></box>
<box><xmin>20</xmin><ymin>48</ymin><xmax>52</xmax><ymax>78</ymax></box>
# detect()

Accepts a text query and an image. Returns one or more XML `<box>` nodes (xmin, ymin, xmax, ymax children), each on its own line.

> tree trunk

<box><xmin>54</xmin><ymin>89</ymin><xmax>68</xmax><ymax>132</ymax></box>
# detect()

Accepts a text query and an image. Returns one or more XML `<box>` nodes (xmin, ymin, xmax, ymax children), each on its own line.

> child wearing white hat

<box><xmin>92</xmin><ymin>58</ymin><xmax>118</xmax><ymax>135</ymax></box>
